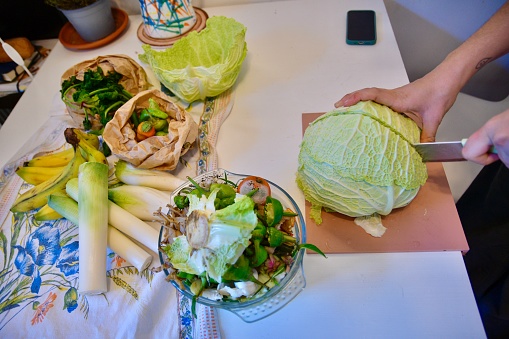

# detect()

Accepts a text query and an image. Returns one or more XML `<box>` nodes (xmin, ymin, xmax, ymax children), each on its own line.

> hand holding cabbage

<box><xmin>297</xmin><ymin>101</ymin><xmax>428</xmax><ymax>236</ymax></box>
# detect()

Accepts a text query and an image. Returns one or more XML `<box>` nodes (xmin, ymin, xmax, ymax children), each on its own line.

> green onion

<box><xmin>47</xmin><ymin>194</ymin><xmax>153</xmax><ymax>272</ymax></box>
<box><xmin>77</xmin><ymin>162</ymin><xmax>109</xmax><ymax>295</ymax></box>
<box><xmin>115</xmin><ymin>160</ymin><xmax>185</xmax><ymax>191</ymax></box>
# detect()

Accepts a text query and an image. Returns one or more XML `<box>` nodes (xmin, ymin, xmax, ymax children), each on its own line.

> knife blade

<box><xmin>414</xmin><ymin>138</ymin><xmax>498</xmax><ymax>162</ymax></box>
<box><xmin>414</xmin><ymin>140</ymin><xmax>467</xmax><ymax>162</ymax></box>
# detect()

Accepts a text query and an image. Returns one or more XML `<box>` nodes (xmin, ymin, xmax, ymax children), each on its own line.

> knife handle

<box><xmin>461</xmin><ymin>138</ymin><xmax>498</xmax><ymax>154</ymax></box>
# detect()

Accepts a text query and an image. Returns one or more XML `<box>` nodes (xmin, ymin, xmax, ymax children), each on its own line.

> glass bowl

<box><xmin>158</xmin><ymin>168</ymin><xmax>306</xmax><ymax>322</ymax></box>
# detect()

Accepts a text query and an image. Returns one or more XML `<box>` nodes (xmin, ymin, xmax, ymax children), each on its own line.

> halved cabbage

<box><xmin>139</xmin><ymin>16</ymin><xmax>247</xmax><ymax>103</ymax></box>
<box><xmin>297</xmin><ymin>101</ymin><xmax>428</xmax><ymax>225</ymax></box>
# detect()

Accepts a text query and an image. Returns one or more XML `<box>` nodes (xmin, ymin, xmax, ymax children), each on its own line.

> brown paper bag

<box><xmin>103</xmin><ymin>89</ymin><xmax>199</xmax><ymax>170</ymax></box>
<box><xmin>61</xmin><ymin>54</ymin><xmax>150</xmax><ymax>130</ymax></box>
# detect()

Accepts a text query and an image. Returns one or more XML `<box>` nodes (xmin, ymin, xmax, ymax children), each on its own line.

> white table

<box><xmin>0</xmin><ymin>0</ymin><xmax>485</xmax><ymax>338</ymax></box>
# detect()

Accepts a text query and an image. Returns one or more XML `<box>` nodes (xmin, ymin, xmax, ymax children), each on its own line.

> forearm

<box><xmin>429</xmin><ymin>1</ymin><xmax>509</xmax><ymax>94</ymax></box>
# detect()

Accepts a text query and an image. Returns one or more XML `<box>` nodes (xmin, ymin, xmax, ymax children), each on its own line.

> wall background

<box><xmin>384</xmin><ymin>0</ymin><xmax>509</xmax><ymax>102</ymax></box>
<box><xmin>115</xmin><ymin>0</ymin><xmax>509</xmax><ymax>102</ymax></box>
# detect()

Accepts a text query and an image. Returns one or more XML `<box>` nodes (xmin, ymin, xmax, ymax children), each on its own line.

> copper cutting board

<box><xmin>302</xmin><ymin>113</ymin><xmax>469</xmax><ymax>254</ymax></box>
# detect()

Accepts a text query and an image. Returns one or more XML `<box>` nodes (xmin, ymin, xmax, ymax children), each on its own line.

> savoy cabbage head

<box><xmin>139</xmin><ymin>16</ymin><xmax>247</xmax><ymax>103</ymax></box>
<box><xmin>297</xmin><ymin>101</ymin><xmax>427</xmax><ymax>227</ymax></box>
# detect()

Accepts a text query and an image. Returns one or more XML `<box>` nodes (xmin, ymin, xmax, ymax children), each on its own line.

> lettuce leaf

<box><xmin>165</xmin><ymin>194</ymin><xmax>257</xmax><ymax>282</ymax></box>
<box><xmin>139</xmin><ymin>16</ymin><xmax>247</xmax><ymax>103</ymax></box>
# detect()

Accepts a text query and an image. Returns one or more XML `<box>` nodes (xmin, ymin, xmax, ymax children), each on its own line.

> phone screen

<box><xmin>346</xmin><ymin>10</ymin><xmax>376</xmax><ymax>45</ymax></box>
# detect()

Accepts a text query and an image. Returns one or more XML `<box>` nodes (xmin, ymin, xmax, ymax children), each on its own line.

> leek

<box><xmin>108</xmin><ymin>202</ymin><xmax>159</xmax><ymax>253</ymax></box>
<box><xmin>108</xmin><ymin>185</ymin><xmax>171</xmax><ymax>221</ymax></box>
<box><xmin>78</xmin><ymin>162</ymin><xmax>109</xmax><ymax>295</ymax></box>
<box><xmin>107</xmin><ymin>227</ymin><xmax>153</xmax><ymax>272</ymax></box>
<box><xmin>115</xmin><ymin>160</ymin><xmax>185</xmax><ymax>191</ymax></box>
<box><xmin>34</xmin><ymin>190</ymin><xmax>68</xmax><ymax>221</ymax></box>
<box><xmin>47</xmin><ymin>194</ymin><xmax>153</xmax><ymax>272</ymax></box>
<box><xmin>67</xmin><ymin>178</ymin><xmax>159</xmax><ymax>254</ymax></box>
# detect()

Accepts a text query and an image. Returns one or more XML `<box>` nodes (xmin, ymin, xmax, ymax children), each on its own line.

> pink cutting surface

<box><xmin>302</xmin><ymin>113</ymin><xmax>469</xmax><ymax>254</ymax></box>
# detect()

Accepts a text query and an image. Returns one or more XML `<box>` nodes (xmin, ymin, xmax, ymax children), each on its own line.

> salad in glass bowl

<box><xmin>158</xmin><ymin>169</ymin><xmax>325</xmax><ymax>322</ymax></box>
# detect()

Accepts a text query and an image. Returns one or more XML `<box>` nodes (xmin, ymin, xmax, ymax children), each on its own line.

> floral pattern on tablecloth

<box><xmin>0</xmin><ymin>206</ymin><xmax>155</xmax><ymax>329</ymax></box>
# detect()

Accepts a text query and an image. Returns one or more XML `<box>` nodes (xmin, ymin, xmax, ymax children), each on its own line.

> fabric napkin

<box><xmin>0</xmin><ymin>89</ymin><xmax>234</xmax><ymax>338</ymax></box>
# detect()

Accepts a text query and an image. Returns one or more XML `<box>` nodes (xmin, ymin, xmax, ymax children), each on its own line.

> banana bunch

<box><xmin>16</xmin><ymin>130</ymin><xmax>101</xmax><ymax>185</ymax></box>
<box><xmin>10</xmin><ymin>128</ymin><xmax>105</xmax><ymax>214</ymax></box>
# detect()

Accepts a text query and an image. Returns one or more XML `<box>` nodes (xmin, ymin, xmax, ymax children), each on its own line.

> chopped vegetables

<box><xmin>264</xmin><ymin>196</ymin><xmax>283</xmax><ymax>227</ymax></box>
<box><xmin>237</xmin><ymin>176</ymin><xmax>271</xmax><ymax>204</ymax></box>
<box><xmin>147</xmin><ymin>98</ymin><xmax>169</xmax><ymax>119</ymax></box>
<box><xmin>161</xmin><ymin>172</ymin><xmax>326</xmax><ymax>307</ymax></box>
<box><xmin>130</xmin><ymin>98</ymin><xmax>170</xmax><ymax>142</ymax></box>
<box><xmin>136</xmin><ymin>121</ymin><xmax>156</xmax><ymax>141</ymax></box>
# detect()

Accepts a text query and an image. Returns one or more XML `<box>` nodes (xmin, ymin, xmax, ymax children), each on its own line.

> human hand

<box><xmin>334</xmin><ymin>74</ymin><xmax>459</xmax><ymax>142</ymax></box>
<box><xmin>462</xmin><ymin>108</ymin><xmax>509</xmax><ymax>167</ymax></box>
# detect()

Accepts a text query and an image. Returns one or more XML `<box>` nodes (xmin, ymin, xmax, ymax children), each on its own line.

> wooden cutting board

<box><xmin>302</xmin><ymin>113</ymin><xmax>469</xmax><ymax>254</ymax></box>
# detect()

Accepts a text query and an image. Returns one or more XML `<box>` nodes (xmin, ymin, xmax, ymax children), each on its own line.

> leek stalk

<box><xmin>47</xmin><ymin>194</ymin><xmax>153</xmax><ymax>272</ymax></box>
<box><xmin>78</xmin><ymin>162</ymin><xmax>109</xmax><ymax>295</ymax></box>
<box><xmin>115</xmin><ymin>160</ymin><xmax>185</xmax><ymax>191</ymax></box>
<box><xmin>108</xmin><ymin>203</ymin><xmax>159</xmax><ymax>253</ymax></box>
<box><xmin>108</xmin><ymin>185</ymin><xmax>171</xmax><ymax>221</ymax></box>
<box><xmin>67</xmin><ymin>178</ymin><xmax>159</xmax><ymax>253</ymax></box>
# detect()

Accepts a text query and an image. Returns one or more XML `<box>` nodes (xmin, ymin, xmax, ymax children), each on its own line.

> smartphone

<box><xmin>346</xmin><ymin>10</ymin><xmax>377</xmax><ymax>45</ymax></box>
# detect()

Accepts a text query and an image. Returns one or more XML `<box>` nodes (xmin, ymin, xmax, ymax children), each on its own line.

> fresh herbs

<box><xmin>61</xmin><ymin>66</ymin><xmax>133</xmax><ymax>130</ymax></box>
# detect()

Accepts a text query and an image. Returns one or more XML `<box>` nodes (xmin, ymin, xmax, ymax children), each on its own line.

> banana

<box><xmin>25</xmin><ymin>147</ymin><xmax>75</xmax><ymax>167</ymax></box>
<box><xmin>10</xmin><ymin>147</ymin><xmax>86</xmax><ymax>213</ymax></box>
<box><xmin>16</xmin><ymin>166</ymin><xmax>66</xmax><ymax>186</ymax></box>
<box><xmin>24</xmin><ymin>129</ymin><xmax>98</xmax><ymax>168</ymax></box>
<box><xmin>65</xmin><ymin>128</ymin><xmax>107</xmax><ymax>164</ymax></box>
<box><xmin>33</xmin><ymin>190</ymin><xmax>68</xmax><ymax>221</ymax></box>
<box><xmin>34</xmin><ymin>203</ymin><xmax>63</xmax><ymax>221</ymax></box>
<box><xmin>73</xmin><ymin>129</ymin><xmax>100</xmax><ymax>149</ymax></box>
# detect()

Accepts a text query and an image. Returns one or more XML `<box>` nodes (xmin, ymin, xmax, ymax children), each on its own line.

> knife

<box><xmin>414</xmin><ymin>139</ymin><xmax>498</xmax><ymax>162</ymax></box>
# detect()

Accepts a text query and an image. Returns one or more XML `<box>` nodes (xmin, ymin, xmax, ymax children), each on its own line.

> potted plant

<box><xmin>44</xmin><ymin>0</ymin><xmax>116</xmax><ymax>42</ymax></box>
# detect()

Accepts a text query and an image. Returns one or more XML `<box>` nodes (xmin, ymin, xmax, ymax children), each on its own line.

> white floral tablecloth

<box><xmin>0</xmin><ymin>89</ymin><xmax>234</xmax><ymax>338</ymax></box>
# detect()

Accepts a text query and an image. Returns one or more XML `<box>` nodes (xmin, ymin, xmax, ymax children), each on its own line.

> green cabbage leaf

<box><xmin>139</xmin><ymin>16</ymin><xmax>247</xmax><ymax>103</ymax></box>
<box><xmin>164</xmin><ymin>193</ymin><xmax>257</xmax><ymax>282</ymax></box>
<box><xmin>297</xmin><ymin>101</ymin><xmax>428</xmax><ymax>225</ymax></box>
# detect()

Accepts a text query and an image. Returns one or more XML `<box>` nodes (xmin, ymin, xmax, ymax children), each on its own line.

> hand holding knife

<box><xmin>414</xmin><ymin>139</ymin><xmax>498</xmax><ymax>162</ymax></box>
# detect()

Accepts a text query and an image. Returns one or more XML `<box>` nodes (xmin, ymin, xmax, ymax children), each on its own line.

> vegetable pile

<box><xmin>61</xmin><ymin>66</ymin><xmax>133</xmax><ymax>131</ymax></box>
<box><xmin>297</xmin><ymin>101</ymin><xmax>428</xmax><ymax>237</ymax></box>
<box><xmin>159</xmin><ymin>173</ymin><xmax>325</xmax><ymax>304</ymax></box>
<box><xmin>60</xmin><ymin>55</ymin><xmax>150</xmax><ymax>131</ymax></box>
<box><xmin>101</xmin><ymin>88</ymin><xmax>199</xmax><ymax>170</ymax></box>
<box><xmin>11</xmin><ymin>128</ymin><xmax>187</xmax><ymax>295</ymax></box>
<box><xmin>129</xmin><ymin>98</ymin><xmax>170</xmax><ymax>142</ymax></box>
